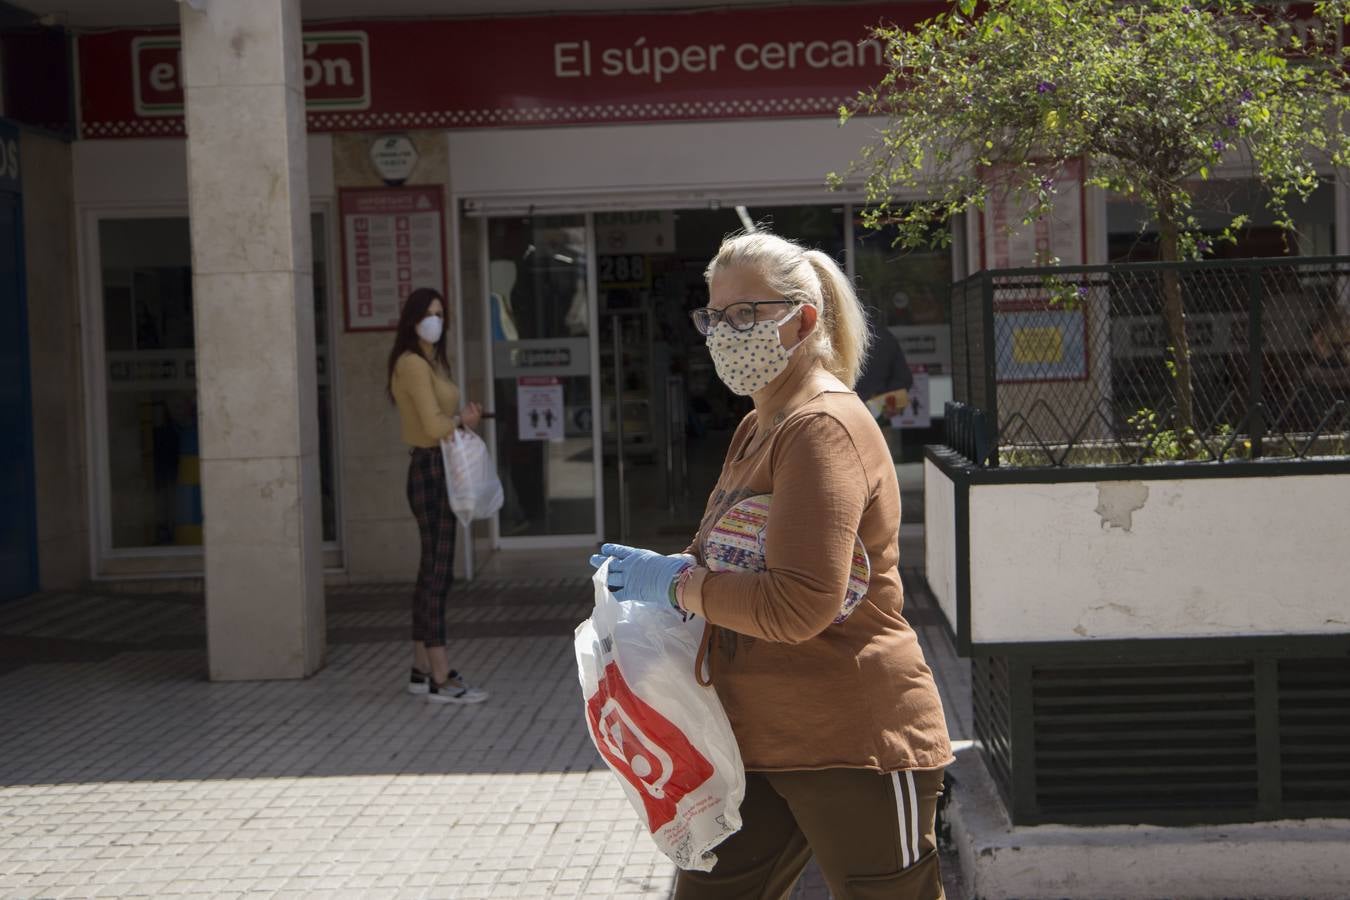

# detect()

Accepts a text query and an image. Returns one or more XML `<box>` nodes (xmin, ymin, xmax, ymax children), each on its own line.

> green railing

<box><xmin>948</xmin><ymin>256</ymin><xmax>1350</xmax><ymax>467</ymax></box>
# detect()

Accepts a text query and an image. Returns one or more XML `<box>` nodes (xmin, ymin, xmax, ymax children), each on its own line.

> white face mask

<box><xmin>706</xmin><ymin>307</ymin><xmax>804</xmax><ymax>396</ymax></box>
<box><xmin>416</xmin><ymin>315</ymin><xmax>443</xmax><ymax>345</ymax></box>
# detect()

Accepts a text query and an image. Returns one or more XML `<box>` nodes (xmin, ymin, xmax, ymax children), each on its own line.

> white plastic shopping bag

<box><xmin>574</xmin><ymin>560</ymin><xmax>745</xmax><ymax>872</ymax></box>
<box><xmin>440</xmin><ymin>428</ymin><xmax>504</xmax><ymax>526</ymax></box>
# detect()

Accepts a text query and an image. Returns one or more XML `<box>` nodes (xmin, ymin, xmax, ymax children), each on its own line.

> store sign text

<box><xmin>133</xmin><ymin>31</ymin><xmax>371</xmax><ymax>116</ymax></box>
<box><xmin>554</xmin><ymin>37</ymin><xmax>882</xmax><ymax>84</ymax></box>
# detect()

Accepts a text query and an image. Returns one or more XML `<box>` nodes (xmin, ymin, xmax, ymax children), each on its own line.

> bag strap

<box><xmin>694</xmin><ymin>621</ymin><xmax>715</xmax><ymax>687</ymax></box>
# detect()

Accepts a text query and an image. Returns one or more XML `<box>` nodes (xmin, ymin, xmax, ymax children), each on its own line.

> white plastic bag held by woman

<box><xmin>440</xmin><ymin>428</ymin><xmax>503</xmax><ymax>527</ymax></box>
<box><xmin>574</xmin><ymin>560</ymin><xmax>745</xmax><ymax>872</ymax></box>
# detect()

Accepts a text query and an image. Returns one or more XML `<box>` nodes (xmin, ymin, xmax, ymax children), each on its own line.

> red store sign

<box><xmin>78</xmin><ymin>3</ymin><xmax>946</xmax><ymax>138</ymax></box>
<box><xmin>130</xmin><ymin>32</ymin><xmax>370</xmax><ymax>117</ymax></box>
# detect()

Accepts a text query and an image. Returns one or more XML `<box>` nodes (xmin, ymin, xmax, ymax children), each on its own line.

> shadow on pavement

<box><xmin>0</xmin><ymin>578</ymin><xmax>601</xmax><ymax>785</ymax></box>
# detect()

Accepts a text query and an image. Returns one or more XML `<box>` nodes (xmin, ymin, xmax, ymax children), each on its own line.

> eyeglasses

<box><xmin>689</xmin><ymin>300</ymin><xmax>800</xmax><ymax>336</ymax></box>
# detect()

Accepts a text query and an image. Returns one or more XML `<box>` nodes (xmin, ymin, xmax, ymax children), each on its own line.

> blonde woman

<box><xmin>591</xmin><ymin>232</ymin><xmax>952</xmax><ymax>898</ymax></box>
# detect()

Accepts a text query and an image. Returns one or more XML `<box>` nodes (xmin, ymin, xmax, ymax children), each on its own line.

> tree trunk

<box><xmin>1157</xmin><ymin>203</ymin><xmax>1196</xmax><ymax>445</ymax></box>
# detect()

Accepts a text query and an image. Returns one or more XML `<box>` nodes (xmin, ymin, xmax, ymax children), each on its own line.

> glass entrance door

<box><xmin>482</xmin><ymin>205</ymin><xmax>849</xmax><ymax>550</ymax></box>
<box><xmin>487</xmin><ymin>214</ymin><xmax>599</xmax><ymax>543</ymax></box>
<box><xmin>597</xmin><ymin>206</ymin><xmax>846</xmax><ymax>552</ymax></box>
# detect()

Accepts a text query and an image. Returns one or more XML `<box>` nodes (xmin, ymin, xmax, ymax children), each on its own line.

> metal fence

<box><xmin>947</xmin><ymin>256</ymin><xmax>1350</xmax><ymax>466</ymax></box>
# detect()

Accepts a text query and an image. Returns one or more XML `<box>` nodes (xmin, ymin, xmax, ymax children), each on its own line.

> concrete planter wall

<box><xmin>923</xmin><ymin>446</ymin><xmax>1350</xmax><ymax>828</ymax></box>
<box><xmin>925</xmin><ymin>448</ymin><xmax>1350</xmax><ymax>653</ymax></box>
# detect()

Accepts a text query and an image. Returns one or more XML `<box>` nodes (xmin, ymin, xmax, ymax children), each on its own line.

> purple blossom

<box><xmin>1213</xmin><ymin>138</ymin><xmax>1226</xmax><ymax>151</ymax></box>
<box><xmin>1181</xmin><ymin>4</ymin><xmax>1192</xmax><ymax>12</ymax></box>
<box><xmin>1225</xmin><ymin>114</ymin><xmax>1239</xmax><ymax>127</ymax></box>
<box><xmin>1039</xmin><ymin>176</ymin><xmax>1055</xmax><ymax>192</ymax></box>
<box><xmin>1076</xmin><ymin>286</ymin><xmax>1089</xmax><ymax>298</ymax></box>
<box><xmin>1197</xmin><ymin>239</ymin><xmax>1212</xmax><ymax>252</ymax></box>
<box><xmin>1240</xmin><ymin>89</ymin><xmax>1254</xmax><ymax>102</ymax></box>
<box><xmin>1036</xmin><ymin>80</ymin><xmax>1057</xmax><ymax>94</ymax></box>
<box><xmin>1117</xmin><ymin>16</ymin><xmax>1127</xmax><ymax>26</ymax></box>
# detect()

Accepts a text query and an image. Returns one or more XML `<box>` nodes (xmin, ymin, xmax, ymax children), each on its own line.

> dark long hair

<box><xmin>386</xmin><ymin>287</ymin><xmax>451</xmax><ymax>402</ymax></box>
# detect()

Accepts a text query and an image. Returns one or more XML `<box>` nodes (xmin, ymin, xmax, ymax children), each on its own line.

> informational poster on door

<box><xmin>890</xmin><ymin>367</ymin><xmax>931</xmax><ymax>430</ymax></box>
<box><xmin>517</xmin><ymin>376</ymin><xmax>565</xmax><ymax>442</ymax></box>
<box><xmin>340</xmin><ymin>186</ymin><xmax>445</xmax><ymax>332</ymax></box>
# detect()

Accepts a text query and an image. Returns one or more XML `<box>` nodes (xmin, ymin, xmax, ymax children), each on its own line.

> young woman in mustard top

<box><xmin>387</xmin><ymin>287</ymin><xmax>488</xmax><ymax>704</ymax></box>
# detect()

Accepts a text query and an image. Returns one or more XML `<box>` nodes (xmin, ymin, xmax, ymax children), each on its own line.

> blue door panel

<box><xmin>0</xmin><ymin>158</ymin><xmax>39</xmax><ymax>602</ymax></box>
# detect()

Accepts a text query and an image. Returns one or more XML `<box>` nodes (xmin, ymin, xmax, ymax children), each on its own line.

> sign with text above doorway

<box><xmin>126</xmin><ymin>31</ymin><xmax>370</xmax><ymax>120</ymax></box>
<box><xmin>78</xmin><ymin>3</ymin><xmax>948</xmax><ymax>137</ymax></box>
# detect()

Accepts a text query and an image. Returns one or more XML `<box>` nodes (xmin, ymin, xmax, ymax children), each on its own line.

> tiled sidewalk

<box><xmin>0</xmin><ymin>576</ymin><xmax>965</xmax><ymax>899</ymax></box>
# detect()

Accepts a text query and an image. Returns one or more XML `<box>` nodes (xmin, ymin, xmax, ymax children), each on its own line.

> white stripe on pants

<box><xmin>890</xmin><ymin>770</ymin><xmax>922</xmax><ymax>869</ymax></box>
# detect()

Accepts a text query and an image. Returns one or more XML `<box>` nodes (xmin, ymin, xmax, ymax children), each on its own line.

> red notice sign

<box><xmin>339</xmin><ymin>186</ymin><xmax>445</xmax><ymax>333</ymax></box>
<box><xmin>79</xmin><ymin>3</ymin><xmax>946</xmax><ymax>137</ymax></box>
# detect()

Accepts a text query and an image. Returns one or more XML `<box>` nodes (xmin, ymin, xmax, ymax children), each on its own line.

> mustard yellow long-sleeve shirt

<box><xmin>391</xmin><ymin>352</ymin><xmax>460</xmax><ymax>448</ymax></box>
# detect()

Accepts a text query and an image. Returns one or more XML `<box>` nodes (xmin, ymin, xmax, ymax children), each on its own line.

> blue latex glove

<box><xmin>588</xmin><ymin>543</ymin><xmax>694</xmax><ymax>607</ymax></box>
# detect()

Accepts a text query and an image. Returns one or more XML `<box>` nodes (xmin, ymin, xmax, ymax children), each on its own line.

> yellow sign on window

<box><xmin>1012</xmin><ymin>327</ymin><xmax>1065</xmax><ymax>365</ymax></box>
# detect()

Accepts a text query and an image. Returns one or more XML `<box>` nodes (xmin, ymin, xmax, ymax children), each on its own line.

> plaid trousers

<box><xmin>407</xmin><ymin>446</ymin><xmax>456</xmax><ymax>647</ymax></box>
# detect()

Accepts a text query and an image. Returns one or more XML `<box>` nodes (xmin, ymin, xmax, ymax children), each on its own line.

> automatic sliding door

<box><xmin>487</xmin><ymin>215</ymin><xmax>598</xmax><ymax>541</ymax></box>
<box><xmin>597</xmin><ymin>205</ymin><xmax>845</xmax><ymax>552</ymax></box>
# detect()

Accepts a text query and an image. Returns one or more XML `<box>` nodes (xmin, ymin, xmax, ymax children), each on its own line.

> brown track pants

<box><xmin>674</xmin><ymin>767</ymin><xmax>945</xmax><ymax>900</ymax></box>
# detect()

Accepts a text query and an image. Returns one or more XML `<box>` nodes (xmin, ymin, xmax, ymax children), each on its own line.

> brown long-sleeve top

<box><xmin>391</xmin><ymin>352</ymin><xmax>460</xmax><ymax>448</ymax></box>
<box><xmin>687</xmin><ymin>374</ymin><xmax>952</xmax><ymax>774</ymax></box>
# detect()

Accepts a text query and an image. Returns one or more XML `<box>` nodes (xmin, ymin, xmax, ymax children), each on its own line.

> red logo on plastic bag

<box><xmin>586</xmin><ymin>661</ymin><xmax>715</xmax><ymax>832</ymax></box>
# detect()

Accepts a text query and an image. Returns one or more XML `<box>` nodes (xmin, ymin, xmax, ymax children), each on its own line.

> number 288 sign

<box><xmin>598</xmin><ymin>254</ymin><xmax>649</xmax><ymax>288</ymax></box>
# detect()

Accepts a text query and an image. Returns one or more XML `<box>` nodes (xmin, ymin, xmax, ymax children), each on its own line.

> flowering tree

<box><xmin>838</xmin><ymin>0</ymin><xmax>1350</xmax><ymax>439</ymax></box>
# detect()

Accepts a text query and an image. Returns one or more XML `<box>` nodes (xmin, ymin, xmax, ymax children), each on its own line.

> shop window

<box><xmin>98</xmin><ymin>215</ymin><xmax>337</xmax><ymax>549</ymax></box>
<box><xmin>853</xmin><ymin>218</ymin><xmax>955</xmax><ymax>461</ymax></box>
<box><xmin>1107</xmin><ymin>179</ymin><xmax>1336</xmax><ymax>262</ymax></box>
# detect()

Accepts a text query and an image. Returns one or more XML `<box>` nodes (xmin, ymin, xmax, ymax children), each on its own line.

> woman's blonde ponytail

<box><xmin>804</xmin><ymin>250</ymin><xmax>870</xmax><ymax>388</ymax></box>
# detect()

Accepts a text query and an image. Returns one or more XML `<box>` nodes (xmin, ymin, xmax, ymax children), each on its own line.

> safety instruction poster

<box><xmin>890</xmin><ymin>367</ymin><xmax>931</xmax><ymax>430</ymax></box>
<box><xmin>340</xmin><ymin>186</ymin><xmax>445</xmax><ymax>331</ymax></box>
<box><xmin>517</xmin><ymin>376</ymin><xmax>564</xmax><ymax>441</ymax></box>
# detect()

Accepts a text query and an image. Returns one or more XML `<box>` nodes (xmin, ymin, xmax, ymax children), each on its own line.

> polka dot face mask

<box><xmin>706</xmin><ymin>306</ymin><xmax>804</xmax><ymax>396</ymax></box>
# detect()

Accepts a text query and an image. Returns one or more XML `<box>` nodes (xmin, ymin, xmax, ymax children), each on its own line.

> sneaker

<box><xmin>427</xmin><ymin>670</ymin><xmax>489</xmax><ymax>705</ymax></box>
<box><xmin>408</xmin><ymin>667</ymin><xmax>430</xmax><ymax>695</ymax></box>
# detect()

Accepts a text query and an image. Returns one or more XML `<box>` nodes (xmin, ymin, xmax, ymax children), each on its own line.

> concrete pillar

<box><xmin>181</xmin><ymin>0</ymin><xmax>325</xmax><ymax>679</ymax></box>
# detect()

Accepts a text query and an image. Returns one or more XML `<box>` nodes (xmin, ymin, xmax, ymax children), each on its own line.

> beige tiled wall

<box><xmin>331</xmin><ymin>132</ymin><xmax>485</xmax><ymax>582</ymax></box>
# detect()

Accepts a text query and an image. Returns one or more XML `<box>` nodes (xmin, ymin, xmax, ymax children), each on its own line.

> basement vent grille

<box><xmin>1031</xmin><ymin>661</ymin><xmax>1259</xmax><ymax>815</ymax></box>
<box><xmin>971</xmin><ymin>655</ymin><xmax>1013</xmax><ymax>806</ymax></box>
<box><xmin>1279</xmin><ymin>658</ymin><xmax>1350</xmax><ymax>804</ymax></box>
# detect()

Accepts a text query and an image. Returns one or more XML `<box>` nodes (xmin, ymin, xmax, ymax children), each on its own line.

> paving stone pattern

<box><xmin>0</xmin><ymin>576</ymin><xmax>964</xmax><ymax>899</ymax></box>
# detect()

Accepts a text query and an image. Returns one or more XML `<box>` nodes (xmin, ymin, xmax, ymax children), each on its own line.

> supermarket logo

<box><xmin>133</xmin><ymin>32</ymin><xmax>370</xmax><ymax>116</ymax></box>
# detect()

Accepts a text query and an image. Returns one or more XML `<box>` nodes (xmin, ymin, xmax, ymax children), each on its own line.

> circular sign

<box><xmin>369</xmin><ymin>134</ymin><xmax>418</xmax><ymax>185</ymax></box>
